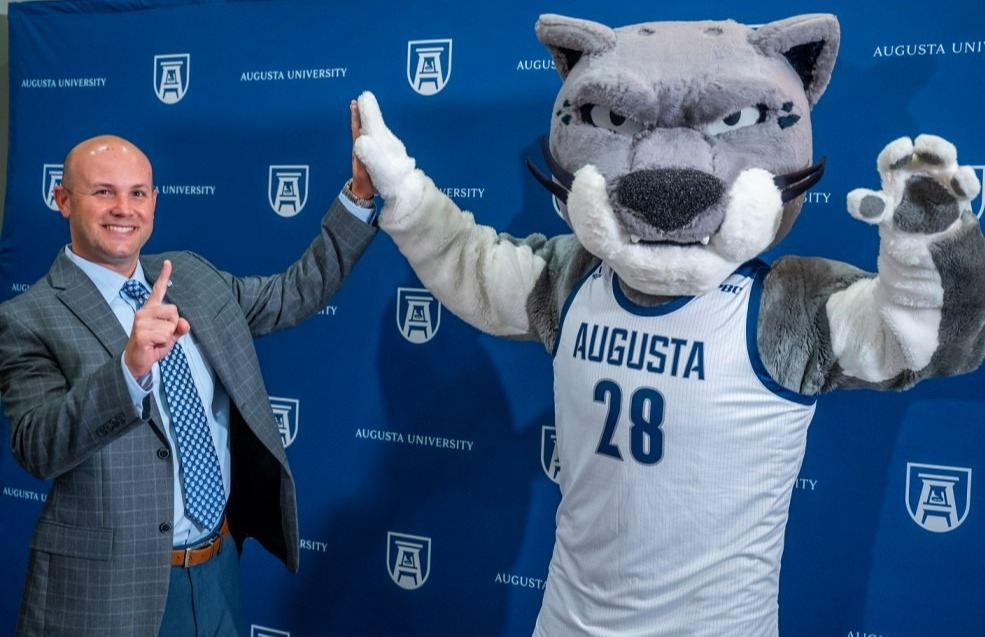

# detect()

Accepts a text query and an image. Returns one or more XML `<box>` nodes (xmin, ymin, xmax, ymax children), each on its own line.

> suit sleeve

<box><xmin>220</xmin><ymin>198</ymin><xmax>376</xmax><ymax>336</ymax></box>
<box><xmin>0</xmin><ymin>308</ymin><xmax>146</xmax><ymax>480</ymax></box>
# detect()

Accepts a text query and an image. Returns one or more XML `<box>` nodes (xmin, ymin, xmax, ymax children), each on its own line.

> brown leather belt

<box><xmin>171</xmin><ymin>516</ymin><xmax>229</xmax><ymax>568</ymax></box>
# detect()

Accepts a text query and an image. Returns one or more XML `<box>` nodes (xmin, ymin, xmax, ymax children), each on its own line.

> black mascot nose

<box><xmin>617</xmin><ymin>168</ymin><xmax>725</xmax><ymax>231</ymax></box>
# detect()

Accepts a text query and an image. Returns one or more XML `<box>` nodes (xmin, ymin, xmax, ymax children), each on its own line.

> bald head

<box><xmin>54</xmin><ymin>134</ymin><xmax>158</xmax><ymax>276</ymax></box>
<box><xmin>62</xmin><ymin>135</ymin><xmax>154</xmax><ymax>192</ymax></box>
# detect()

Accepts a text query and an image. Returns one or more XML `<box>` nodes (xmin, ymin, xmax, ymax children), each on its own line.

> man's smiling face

<box><xmin>56</xmin><ymin>136</ymin><xmax>157</xmax><ymax>277</ymax></box>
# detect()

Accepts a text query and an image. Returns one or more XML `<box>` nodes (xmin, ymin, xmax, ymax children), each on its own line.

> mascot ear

<box><xmin>750</xmin><ymin>13</ymin><xmax>841</xmax><ymax>107</ymax></box>
<box><xmin>535</xmin><ymin>14</ymin><xmax>616</xmax><ymax>80</ymax></box>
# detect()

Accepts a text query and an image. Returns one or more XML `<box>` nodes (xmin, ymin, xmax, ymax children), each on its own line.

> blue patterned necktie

<box><xmin>121</xmin><ymin>279</ymin><xmax>226</xmax><ymax>531</ymax></box>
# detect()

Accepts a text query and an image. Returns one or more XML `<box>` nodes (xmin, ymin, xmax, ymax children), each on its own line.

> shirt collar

<box><xmin>63</xmin><ymin>245</ymin><xmax>149</xmax><ymax>305</ymax></box>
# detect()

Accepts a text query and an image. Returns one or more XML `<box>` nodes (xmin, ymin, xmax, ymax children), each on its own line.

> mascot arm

<box><xmin>760</xmin><ymin>256</ymin><xmax>869</xmax><ymax>395</ymax></box>
<box><xmin>382</xmin><ymin>176</ymin><xmax>548</xmax><ymax>338</ymax></box>
<box><xmin>354</xmin><ymin>92</ymin><xmax>594</xmax><ymax>343</ymax></box>
<box><xmin>762</xmin><ymin>135</ymin><xmax>985</xmax><ymax>394</ymax></box>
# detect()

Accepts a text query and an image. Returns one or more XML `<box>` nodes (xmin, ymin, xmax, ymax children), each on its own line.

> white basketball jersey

<box><xmin>535</xmin><ymin>261</ymin><xmax>816</xmax><ymax>637</ymax></box>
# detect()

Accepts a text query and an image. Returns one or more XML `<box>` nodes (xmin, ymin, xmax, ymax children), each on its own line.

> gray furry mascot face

<box><xmin>532</xmin><ymin>14</ymin><xmax>840</xmax><ymax>296</ymax></box>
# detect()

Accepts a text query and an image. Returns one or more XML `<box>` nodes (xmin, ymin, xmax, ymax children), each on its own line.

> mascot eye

<box><xmin>704</xmin><ymin>105</ymin><xmax>768</xmax><ymax>136</ymax></box>
<box><xmin>579</xmin><ymin>104</ymin><xmax>644</xmax><ymax>135</ymax></box>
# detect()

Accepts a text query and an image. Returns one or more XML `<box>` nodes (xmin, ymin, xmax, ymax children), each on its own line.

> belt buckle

<box><xmin>181</xmin><ymin>537</ymin><xmax>214</xmax><ymax>567</ymax></box>
<box><xmin>177</xmin><ymin>518</ymin><xmax>226</xmax><ymax>568</ymax></box>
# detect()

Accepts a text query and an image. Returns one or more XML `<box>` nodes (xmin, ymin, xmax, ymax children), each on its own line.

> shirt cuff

<box><xmin>121</xmin><ymin>354</ymin><xmax>153</xmax><ymax>411</ymax></box>
<box><xmin>338</xmin><ymin>188</ymin><xmax>378</xmax><ymax>225</ymax></box>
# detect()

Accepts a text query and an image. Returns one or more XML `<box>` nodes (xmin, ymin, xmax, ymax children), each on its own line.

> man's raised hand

<box><xmin>123</xmin><ymin>259</ymin><xmax>191</xmax><ymax>380</ymax></box>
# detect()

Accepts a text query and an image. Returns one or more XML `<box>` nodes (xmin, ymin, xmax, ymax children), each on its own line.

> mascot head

<box><xmin>528</xmin><ymin>14</ymin><xmax>840</xmax><ymax>296</ymax></box>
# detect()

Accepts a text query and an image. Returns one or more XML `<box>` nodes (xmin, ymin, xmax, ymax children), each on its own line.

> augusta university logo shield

<box><xmin>268</xmin><ymin>396</ymin><xmax>299</xmax><ymax>448</ymax></box>
<box><xmin>42</xmin><ymin>163</ymin><xmax>63</xmax><ymax>211</ymax></box>
<box><xmin>387</xmin><ymin>531</ymin><xmax>431</xmax><ymax>590</ymax></box>
<box><xmin>268</xmin><ymin>165</ymin><xmax>309</xmax><ymax>218</ymax></box>
<box><xmin>541</xmin><ymin>425</ymin><xmax>560</xmax><ymax>483</ymax></box>
<box><xmin>969</xmin><ymin>164</ymin><xmax>985</xmax><ymax>219</ymax></box>
<box><xmin>407</xmin><ymin>39</ymin><xmax>452</xmax><ymax>96</ymax></box>
<box><xmin>397</xmin><ymin>287</ymin><xmax>441</xmax><ymax>344</ymax></box>
<box><xmin>905</xmin><ymin>462</ymin><xmax>972</xmax><ymax>533</ymax></box>
<box><xmin>154</xmin><ymin>53</ymin><xmax>190</xmax><ymax>104</ymax></box>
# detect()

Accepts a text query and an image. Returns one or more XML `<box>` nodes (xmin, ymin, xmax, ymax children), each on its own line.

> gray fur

<box><xmin>929</xmin><ymin>217</ymin><xmax>985</xmax><ymax>374</ymax></box>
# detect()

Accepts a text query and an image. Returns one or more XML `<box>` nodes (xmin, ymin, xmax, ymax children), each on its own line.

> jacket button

<box><xmin>157</xmin><ymin>448</ymin><xmax>170</xmax><ymax>460</ymax></box>
<box><xmin>159</xmin><ymin>522</ymin><xmax>172</xmax><ymax>534</ymax></box>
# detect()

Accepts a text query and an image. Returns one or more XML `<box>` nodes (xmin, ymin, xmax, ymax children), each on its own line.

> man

<box><xmin>0</xmin><ymin>102</ymin><xmax>377</xmax><ymax>636</ymax></box>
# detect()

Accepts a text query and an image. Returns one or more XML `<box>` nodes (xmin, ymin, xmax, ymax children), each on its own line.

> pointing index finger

<box><xmin>147</xmin><ymin>259</ymin><xmax>172</xmax><ymax>307</ymax></box>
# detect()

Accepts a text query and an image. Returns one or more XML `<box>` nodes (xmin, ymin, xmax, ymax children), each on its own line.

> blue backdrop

<box><xmin>1</xmin><ymin>0</ymin><xmax>984</xmax><ymax>635</ymax></box>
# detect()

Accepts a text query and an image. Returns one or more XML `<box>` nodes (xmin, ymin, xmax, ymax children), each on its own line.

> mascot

<box><xmin>354</xmin><ymin>13</ymin><xmax>985</xmax><ymax>636</ymax></box>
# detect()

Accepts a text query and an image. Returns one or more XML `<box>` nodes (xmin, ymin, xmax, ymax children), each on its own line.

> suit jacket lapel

<box><xmin>49</xmin><ymin>253</ymin><xmax>129</xmax><ymax>358</ymax></box>
<box><xmin>140</xmin><ymin>255</ymin><xmax>231</xmax><ymax>399</ymax></box>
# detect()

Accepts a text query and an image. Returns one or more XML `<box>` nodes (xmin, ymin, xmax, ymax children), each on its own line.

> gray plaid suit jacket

<box><xmin>0</xmin><ymin>201</ymin><xmax>376</xmax><ymax>636</ymax></box>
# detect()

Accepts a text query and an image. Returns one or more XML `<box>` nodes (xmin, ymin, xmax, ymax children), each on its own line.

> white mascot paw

<box><xmin>846</xmin><ymin>134</ymin><xmax>980</xmax><ymax>236</ymax></box>
<box><xmin>353</xmin><ymin>91</ymin><xmax>425</xmax><ymax>224</ymax></box>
